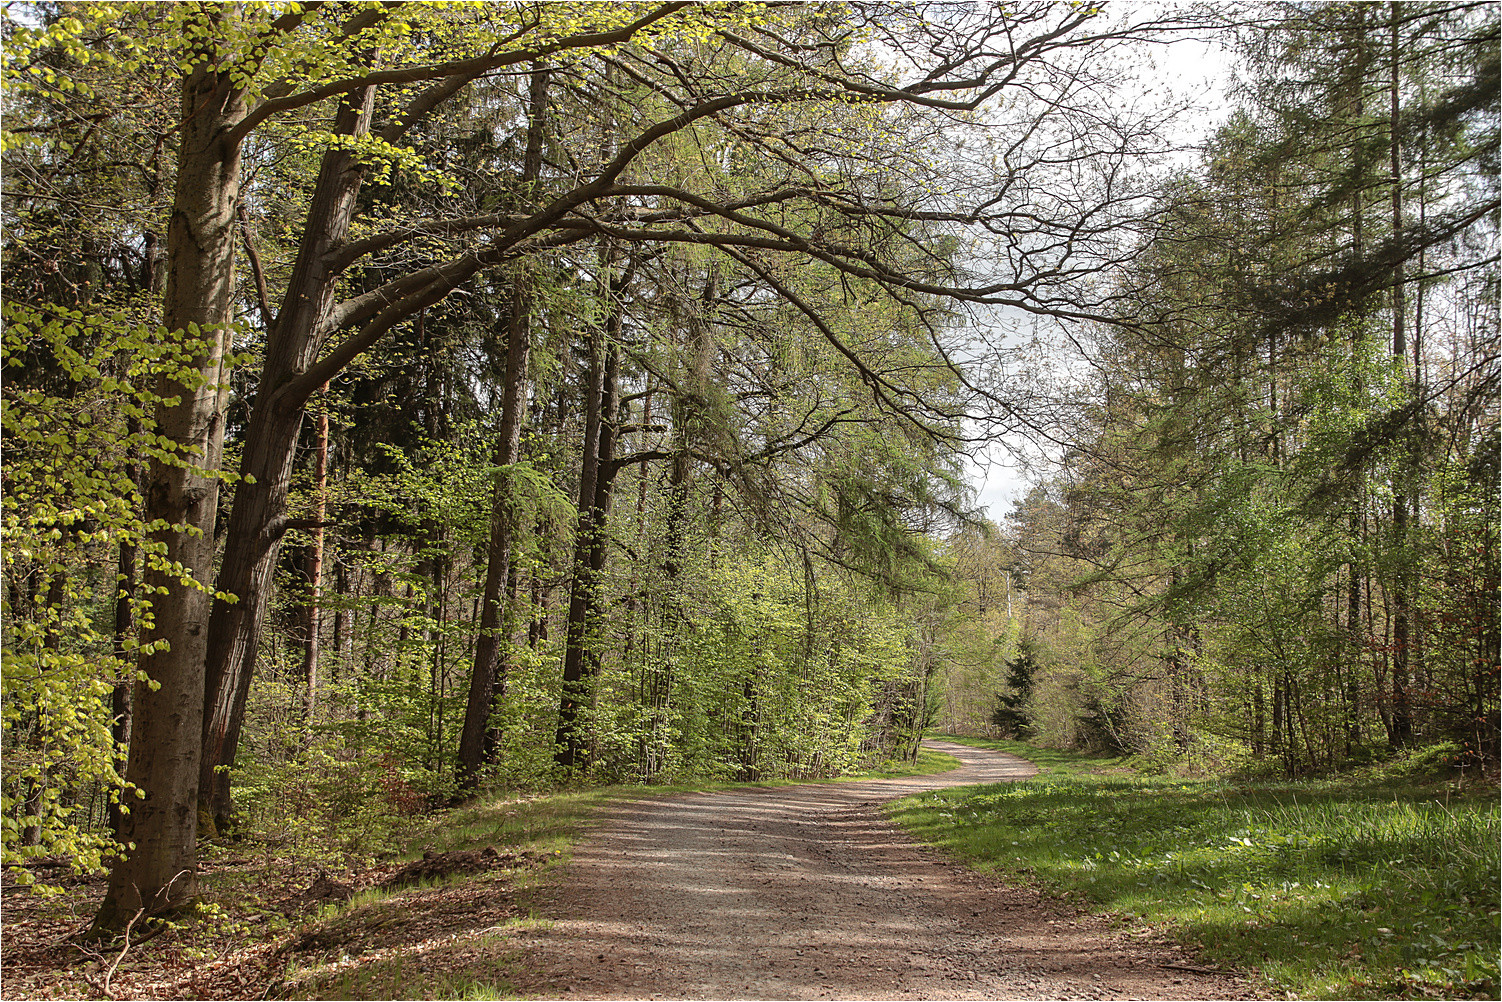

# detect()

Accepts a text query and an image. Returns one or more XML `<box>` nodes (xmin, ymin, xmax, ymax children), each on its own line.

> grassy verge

<box><xmin>846</xmin><ymin>745</ymin><xmax>962</xmax><ymax>780</ymax></box>
<box><xmin>891</xmin><ymin>736</ymin><xmax>1499</xmax><ymax>1000</ymax></box>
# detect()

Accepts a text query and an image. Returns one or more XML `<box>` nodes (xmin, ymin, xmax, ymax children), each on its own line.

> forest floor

<box><xmin>1</xmin><ymin>742</ymin><xmax>1257</xmax><ymax>1001</ymax></box>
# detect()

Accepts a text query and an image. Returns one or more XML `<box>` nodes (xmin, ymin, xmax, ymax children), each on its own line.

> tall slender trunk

<box><xmin>455</xmin><ymin>289</ymin><xmax>534</xmax><ymax>793</ymax></box>
<box><xmin>738</xmin><ymin>676</ymin><xmax>760</xmax><ymax>781</ymax></box>
<box><xmin>626</xmin><ymin>389</ymin><xmax>655</xmax><ymax>777</ymax></box>
<box><xmin>556</xmin><ymin>287</ymin><xmax>623</xmax><ymax>772</ymax></box>
<box><xmin>109</xmin><ymin>531</ymin><xmax>137</xmax><ymax>842</ymax></box>
<box><xmin>109</xmin><ymin>415</ymin><xmax>145</xmax><ymax>841</ymax></box>
<box><xmin>1346</xmin><ymin>561</ymin><xmax>1363</xmax><ymax>748</ymax></box>
<box><xmin>331</xmin><ymin>555</ymin><xmax>352</xmax><ymax>687</ymax></box>
<box><xmin>1251</xmin><ymin>682</ymin><xmax>1266</xmax><ymax>758</ymax></box>
<box><xmin>1346</xmin><ymin>193</ymin><xmax>1366</xmax><ymax>750</ymax></box>
<box><xmin>300</xmin><ymin>383</ymin><xmax>330</xmax><ymax>740</ymax></box>
<box><xmin>427</xmin><ymin>547</ymin><xmax>450</xmax><ymax>772</ymax></box>
<box><xmin>454</xmin><ymin>66</ymin><xmax>550</xmax><ymax>794</ymax></box>
<box><xmin>1388</xmin><ymin>2</ymin><xmax>1413</xmax><ymax>747</ymax></box>
<box><xmin>584</xmin><ymin>340</ymin><xmax>621</xmax><ymax>691</ymax></box>
<box><xmin>529</xmin><ymin>386</ymin><xmax>565</xmax><ymax>650</ymax></box>
<box><xmin>481</xmin><ymin>560</ymin><xmax>524</xmax><ymax>764</ymax></box>
<box><xmin>1345</xmin><ymin>17</ymin><xmax>1369</xmax><ymax>752</ymax></box>
<box><xmin>93</xmin><ymin>43</ymin><xmax>245</xmax><ymax>933</ymax></box>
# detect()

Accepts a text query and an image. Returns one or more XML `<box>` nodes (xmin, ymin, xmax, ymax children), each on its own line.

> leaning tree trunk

<box><xmin>92</xmin><ymin>52</ymin><xmax>244</xmax><ymax>934</ymax></box>
<box><xmin>199</xmin><ymin>85</ymin><xmax>375</xmax><ymax>833</ymax></box>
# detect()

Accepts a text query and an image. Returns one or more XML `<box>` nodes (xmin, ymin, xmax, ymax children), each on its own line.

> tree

<box><xmin>5</xmin><ymin>0</ymin><xmax>759</xmax><ymax>931</ymax></box>
<box><xmin>991</xmin><ymin>642</ymin><xmax>1038</xmax><ymax>739</ymax></box>
<box><xmin>454</xmin><ymin>64</ymin><xmax>551</xmax><ymax>797</ymax></box>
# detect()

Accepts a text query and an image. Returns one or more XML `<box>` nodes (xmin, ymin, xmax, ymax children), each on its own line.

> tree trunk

<box><xmin>109</xmin><ymin>527</ymin><xmax>137</xmax><ymax>841</ymax></box>
<box><xmin>199</xmin><ymin>85</ymin><xmax>376</xmax><ymax>832</ymax></box>
<box><xmin>556</xmin><ymin>290</ymin><xmax>623</xmax><ymax>772</ymax></box>
<box><xmin>1251</xmin><ymin>681</ymin><xmax>1265</xmax><ymax>758</ymax></box>
<box><xmin>1387</xmin><ymin>1</ymin><xmax>1412</xmax><ymax>747</ymax></box>
<box><xmin>455</xmin><ymin>288</ymin><xmax>533</xmax><ymax>794</ymax></box>
<box><xmin>529</xmin><ymin>556</ymin><xmax>551</xmax><ymax>648</ymax></box>
<box><xmin>92</xmin><ymin>46</ymin><xmax>244</xmax><ymax>933</ymax></box>
<box><xmin>738</xmin><ymin>678</ymin><xmax>761</xmax><ymax>781</ymax></box>
<box><xmin>331</xmin><ymin>551</ymin><xmax>352</xmax><ymax>687</ymax></box>
<box><xmin>454</xmin><ymin>67</ymin><xmax>550</xmax><ymax>795</ymax></box>
<box><xmin>300</xmin><ymin>383</ymin><xmax>330</xmax><ymax>740</ymax></box>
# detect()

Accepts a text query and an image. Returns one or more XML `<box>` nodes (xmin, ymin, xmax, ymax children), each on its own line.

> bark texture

<box><xmin>455</xmin><ymin>291</ymin><xmax>533</xmax><ymax>793</ymax></box>
<box><xmin>93</xmin><ymin>49</ymin><xmax>244</xmax><ymax>932</ymax></box>
<box><xmin>557</xmin><ymin>288</ymin><xmax>623</xmax><ymax>772</ymax></box>
<box><xmin>199</xmin><ymin>86</ymin><xmax>375</xmax><ymax>831</ymax></box>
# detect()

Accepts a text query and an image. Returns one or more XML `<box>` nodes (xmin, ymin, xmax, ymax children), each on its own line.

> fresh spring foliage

<box><xmin>0</xmin><ymin>303</ymin><xmax>241</xmax><ymax>881</ymax></box>
<box><xmin>0</xmin><ymin>7</ymin><xmax>1492</xmax><ymax>986</ymax></box>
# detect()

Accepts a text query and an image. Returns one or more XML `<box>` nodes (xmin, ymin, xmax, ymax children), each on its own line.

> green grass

<box><xmin>846</xmin><ymin>745</ymin><xmax>962</xmax><ymax>779</ymax></box>
<box><xmin>892</xmin><ymin>737</ymin><xmax>1500</xmax><ymax>1000</ymax></box>
<box><xmin>411</xmin><ymin>786</ymin><xmax>629</xmax><ymax>857</ymax></box>
<box><xmin>286</xmin><ymin>918</ymin><xmax>543</xmax><ymax>1000</ymax></box>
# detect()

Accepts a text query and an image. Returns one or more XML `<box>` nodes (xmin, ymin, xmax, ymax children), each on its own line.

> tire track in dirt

<box><xmin>508</xmin><ymin>741</ymin><xmax>1254</xmax><ymax>1000</ymax></box>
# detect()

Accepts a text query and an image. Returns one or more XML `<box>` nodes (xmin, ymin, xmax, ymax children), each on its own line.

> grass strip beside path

<box><xmin>888</xmin><ymin>737</ymin><xmax>1499</xmax><ymax>1001</ymax></box>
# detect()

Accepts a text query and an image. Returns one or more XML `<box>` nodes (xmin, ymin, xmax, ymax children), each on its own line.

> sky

<box><xmin>964</xmin><ymin>25</ymin><xmax>1236</xmax><ymax>525</ymax></box>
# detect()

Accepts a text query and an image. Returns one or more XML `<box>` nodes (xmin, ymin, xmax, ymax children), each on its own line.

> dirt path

<box><xmin>508</xmin><ymin>741</ymin><xmax>1254</xmax><ymax>1000</ymax></box>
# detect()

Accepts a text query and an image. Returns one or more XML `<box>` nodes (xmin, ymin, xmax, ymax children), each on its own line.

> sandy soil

<box><xmin>507</xmin><ymin>740</ymin><xmax>1255</xmax><ymax>1001</ymax></box>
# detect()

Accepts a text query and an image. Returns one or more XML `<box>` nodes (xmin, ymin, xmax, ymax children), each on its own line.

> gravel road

<box><xmin>508</xmin><ymin>740</ymin><xmax>1253</xmax><ymax>1000</ymax></box>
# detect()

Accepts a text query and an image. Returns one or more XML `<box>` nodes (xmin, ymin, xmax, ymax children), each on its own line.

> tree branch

<box><xmin>237</xmin><ymin>204</ymin><xmax>275</xmax><ymax>331</ymax></box>
<box><xmin>225</xmin><ymin>3</ymin><xmax>693</xmax><ymax>148</ymax></box>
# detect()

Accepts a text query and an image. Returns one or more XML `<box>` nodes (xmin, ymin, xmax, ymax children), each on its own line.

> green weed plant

<box><xmin>892</xmin><ymin>738</ymin><xmax>1499</xmax><ymax>1000</ymax></box>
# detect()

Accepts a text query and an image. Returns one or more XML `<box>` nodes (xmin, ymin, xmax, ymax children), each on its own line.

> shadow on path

<box><xmin>507</xmin><ymin>740</ymin><xmax>1252</xmax><ymax>1001</ymax></box>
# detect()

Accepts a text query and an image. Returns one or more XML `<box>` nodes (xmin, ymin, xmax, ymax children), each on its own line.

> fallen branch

<box><xmin>1159</xmin><ymin>962</ymin><xmax>1238</xmax><ymax>977</ymax></box>
<box><xmin>100</xmin><ymin>902</ymin><xmax>147</xmax><ymax>999</ymax></box>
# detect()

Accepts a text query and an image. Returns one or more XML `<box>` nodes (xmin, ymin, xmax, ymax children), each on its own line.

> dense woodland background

<box><xmin>1</xmin><ymin>1</ymin><xmax>1496</xmax><ymax>933</ymax></box>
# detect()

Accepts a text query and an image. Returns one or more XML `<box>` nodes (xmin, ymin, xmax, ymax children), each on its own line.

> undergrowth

<box><xmin>893</xmin><ymin>736</ymin><xmax>1499</xmax><ymax>1000</ymax></box>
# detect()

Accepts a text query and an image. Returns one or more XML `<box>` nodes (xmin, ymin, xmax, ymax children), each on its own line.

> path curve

<box><xmin>509</xmin><ymin>741</ymin><xmax>1252</xmax><ymax>1000</ymax></box>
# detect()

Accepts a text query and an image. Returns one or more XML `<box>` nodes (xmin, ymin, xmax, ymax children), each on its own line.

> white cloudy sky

<box><xmin>964</xmin><ymin>25</ymin><xmax>1236</xmax><ymax>524</ymax></box>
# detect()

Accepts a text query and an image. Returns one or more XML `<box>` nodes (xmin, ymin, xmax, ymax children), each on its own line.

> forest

<box><xmin>1</xmin><ymin>0</ymin><xmax>1497</xmax><ymax>975</ymax></box>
